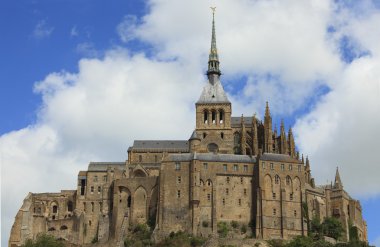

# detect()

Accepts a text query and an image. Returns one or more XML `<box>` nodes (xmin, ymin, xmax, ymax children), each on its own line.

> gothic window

<box><xmin>223</xmin><ymin>164</ymin><xmax>227</xmax><ymax>171</ymax></box>
<box><xmin>207</xmin><ymin>180</ymin><xmax>212</xmax><ymax>186</ymax></box>
<box><xmin>270</xmin><ymin>163</ymin><xmax>274</xmax><ymax>170</ymax></box>
<box><xmin>127</xmin><ymin>196</ymin><xmax>131</xmax><ymax>208</ymax></box>
<box><xmin>212</xmin><ymin>110</ymin><xmax>216</xmax><ymax>124</ymax></box>
<box><xmin>298</xmin><ymin>165</ymin><xmax>302</xmax><ymax>172</ymax></box>
<box><xmin>289</xmin><ymin>164</ymin><xmax>293</xmax><ymax>171</ymax></box>
<box><xmin>67</xmin><ymin>201</ymin><xmax>73</xmax><ymax>212</ymax></box>
<box><xmin>204</xmin><ymin>163</ymin><xmax>208</xmax><ymax>169</ymax></box>
<box><xmin>103</xmin><ymin>175</ymin><xmax>107</xmax><ymax>182</ymax></box>
<box><xmin>275</xmin><ymin>175</ymin><xmax>280</xmax><ymax>184</ymax></box>
<box><xmin>221</xmin><ymin>132</ymin><xmax>224</xmax><ymax>139</ymax></box>
<box><xmin>93</xmin><ymin>176</ymin><xmax>98</xmax><ymax>182</ymax></box>
<box><xmin>286</xmin><ymin>176</ymin><xmax>291</xmax><ymax>185</ymax></box>
<box><xmin>52</xmin><ymin>205</ymin><xmax>58</xmax><ymax>214</ymax></box>
<box><xmin>203</xmin><ymin>132</ymin><xmax>207</xmax><ymax>139</ymax></box>
<box><xmin>207</xmin><ymin>143</ymin><xmax>219</xmax><ymax>153</ymax></box>
<box><xmin>281</xmin><ymin>164</ymin><xmax>284</xmax><ymax>171</ymax></box>
<box><xmin>244</xmin><ymin>165</ymin><xmax>248</xmax><ymax>172</ymax></box>
<box><xmin>175</xmin><ymin>162</ymin><xmax>181</xmax><ymax>170</ymax></box>
<box><xmin>204</xmin><ymin>110</ymin><xmax>208</xmax><ymax>124</ymax></box>
<box><xmin>262</xmin><ymin>162</ymin><xmax>266</xmax><ymax>169</ymax></box>
<box><xmin>233</xmin><ymin>164</ymin><xmax>238</xmax><ymax>171</ymax></box>
<box><xmin>219</xmin><ymin>110</ymin><xmax>224</xmax><ymax>123</ymax></box>
<box><xmin>234</xmin><ymin>132</ymin><xmax>241</xmax><ymax>147</ymax></box>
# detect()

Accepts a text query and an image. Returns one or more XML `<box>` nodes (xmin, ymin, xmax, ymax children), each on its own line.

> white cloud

<box><xmin>117</xmin><ymin>15</ymin><xmax>138</xmax><ymax>42</ymax></box>
<box><xmin>75</xmin><ymin>42</ymin><xmax>99</xmax><ymax>58</ymax></box>
<box><xmin>33</xmin><ymin>20</ymin><xmax>54</xmax><ymax>39</ymax></box>
<box><xmin>70</xmin><ymin>25</ymin><xmax>78</xmax><ymax>37</ymax></box>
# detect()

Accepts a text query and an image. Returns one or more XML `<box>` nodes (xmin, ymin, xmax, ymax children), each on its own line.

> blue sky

<box><xmin>1</xmin><ymin>0</ymin><xmax>380</xmax><ymax>246</ymax></box>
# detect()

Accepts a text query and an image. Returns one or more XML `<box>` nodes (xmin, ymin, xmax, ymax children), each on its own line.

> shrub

<box><xmin>22</xmin><ymin>234</ymin><xmax>64</xmax><ymax>247</ymax></box>
<box><xmin>217</xmin><ymin>222</ymin><xmax>230</xmax><ymax>238</ymax></box>
<box><xmin>322</xmin><ymin>217</ymin><xmax>344</xmax><ymax>240</ymax></box>
<box><xmin>231</xmin><ymin>220</ymin><xmax>239</xmax><ymax>229</ymax></box>
<box><xmin>241</xmin><ymin>224</ymin><xmax>247</xmax><ymax>234</ymax></box>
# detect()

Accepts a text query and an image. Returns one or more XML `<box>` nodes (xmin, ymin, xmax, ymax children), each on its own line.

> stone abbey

<box><xmin>9</xmin><ymin>13</ymin><xmax>367</xmax><ymax>246</ymax></box>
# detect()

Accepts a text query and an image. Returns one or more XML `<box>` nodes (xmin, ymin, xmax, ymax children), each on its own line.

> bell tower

<box><xmin>194</xmin><ymin>8</ymin><xmax>233</xmax><ymax>154</ymax></box>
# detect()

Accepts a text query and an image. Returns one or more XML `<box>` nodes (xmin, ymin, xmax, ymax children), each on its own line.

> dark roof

<box><xmin>168</xmin><ymin>153</ymin><xmax>256</xmax><ymax>163</ymax></box>
<box><xmin>131</xmin><ymin>140</ymin><xmax>189</xmax><ymax>151</ymax></box>
<box><xmin>260</xmin><ymin>153</ymin><xmax>302</xmax><ymax>163</ymax></box>
<box><xmin>231</xmin><ymin>117</ymin><xmax>259</xmax><ymax>127</ymax></box>
<box><xmin>88</xmin><ymin>162</ymin><xmax>125</xmax><ymax>171</ymax></box>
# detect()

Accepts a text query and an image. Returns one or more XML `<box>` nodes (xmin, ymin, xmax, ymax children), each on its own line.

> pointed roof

<box><xmin>197</xmin><ymin>9</ymin><xmax>229</xmax><ymax>104</ymax></box>
<box><xmin>265</xmin><ymin>101</ymin><xmax>271</xmax><ymax>117</ymax></box>
<box><xmin>334</xmin><ymin>167</ymin><xmax>343</xmax><ymax>189</ymax></box>
<box><xmin>189</xmin><ymin>130</ymin><xmax>200</xmax><ymax>140</ymax></box>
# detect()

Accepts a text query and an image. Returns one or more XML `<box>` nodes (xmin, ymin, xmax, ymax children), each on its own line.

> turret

<box><xmin>280</xmin><ymin>119</ymin><xmax>287</xmax><ymax>154</ymax></box>
<box><xmin>251</xmin><ymin>114</ymin><xmax>259</xmax><ymax>155</ymax></box>
<box><xmin>240</xmin><ymin>114</ymin><xmax>247</xmax><ymax>155</ymax></box>
<box><xmin>189</xmin><ymin>130</ymin><xmax>201</xmax><ymax>152</ymax></box>
<box><xmin>264</xmin><ymin>102</ymin><xmax>273</xmax><ymax>153</ymax></box>
<box><xmin>288</xmin><ymin>127</ymin><xmax>296</xmax><ymax>158</ymax></box>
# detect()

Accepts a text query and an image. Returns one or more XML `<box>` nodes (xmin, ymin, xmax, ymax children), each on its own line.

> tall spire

<box><xmin>334</xmin><ymin>167</ymin><xmax>343</xmax><ymax>189</ymax></box>
<box><xmin>207</xmin><ymin>7</ymin><xmax>221</xmax><ymax>78</ymax></box>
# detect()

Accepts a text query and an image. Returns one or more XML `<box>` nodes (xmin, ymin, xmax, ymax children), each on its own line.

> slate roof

<box><xmin>260</xmin><ymin>153</ymin><xmax>302</xmax><ymax>163</ymax></box>
<box><xmin>197</xmin><ymin>78</ymin><xmax>230</xmax><ymax>104</ymax></box>
<box><xmin>231</xmin><ymin>117</ymin><xmax>256</xmax><ymax>127</ymax></box>
<box><xmin>88</xmin><ymin>162</ymin><xmax>125</xmax><ymax>171</ymax></box>
<box><xmin>131</xmin><ymin>140</ymin><xmax>189</xmax><ymax>151</ymax></box>
<box><xmin>168</xmin><ymin>153</ymin><xmax>256</xmax><ymax>163</ymax></box>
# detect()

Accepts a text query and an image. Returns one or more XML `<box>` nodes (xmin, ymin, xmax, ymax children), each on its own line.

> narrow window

<box><xmin>83</xmin><ymin>202</ymin><xmax>86</xmax><ymax>212</ymax></box>
<box><xmin>294</xmin><ymin>210</ymin><xmax>297</xmax><ymax>217</ymax></box>
<box><xmin>238</xmin><ymin>199</ymin><xmax>241</xmax><ymax>206</ymax></box>
<box><xmin>221</xmin><ymin>132</ymin><xmax>224</xmax><ymax>139</ymax></box>
<box><xmin>80</xmin><ymin>179</ymin><xmax>86</xmax><ymax>195</ymax></box>
<box><xmin>175</xmin><ymin>162</ymin><xmax>181</xmax><ymax>170</ymax></box>
<box><xmin>204</xmin><ymin>163</ymin><xmax>208</xmax><ymax>169</ymax></box>
<box><xmin>244</xmin><ymin>189</ymin><xmax>247</xmax><ymax>196</ymax></box>
<box><xmin>139</xmin><ymin>155</ymin><xmax>142</xmax><ymax>162</ymax></box>
<box><xmin>99</xmin><ymin>202</ymin><xmax>102</xmax><ymax>211</ymax></box>
<box><xmin>89</xmin><ymin>220</ymin><xmax>92</xmax><ymax>226</ymax></box>
<box><xmin>177</xmin><ymin>176</ymin><xmax>181</xmax><ymax>184</ymax></box>
<box><xmin>244</xmin><ymin>165</ymin><xmax>248</xmax><ymax>172</ymax></box>
<box><xmin>281</xmin><ymin>164</ymin><xmax>284</xmax><ymax>171</ymax></box>
<box><xmin>155</xmin><ymin>155</ymin><xmax>158</xmax><ymax>163</ymax></box>
<box><xmin>286</xmin><ymin>176</ymin><xmax>291</xmax><ymax>185</ymax></box>
<box><xmin>207</xmin><ymin>180</ymin><xmax>211</xmax><ymax>186</ymax></box>
<box><xmin>289</xmin><ymin>164</ymin><xmax>293</xmax><ymax>171</ymax></box>
<box><xmin>233</xmin><ymin>164</ymin><xmax>238</xmax><ymax>171</ymax></box>
<box><xmin>203</xmin><ymin>132</ymin><xmax>207</xmax><ymax>139</ymax></box>
<box><xmin>219</xmin><ymin>110</ymin><xmax>224</xmax><ymax>123</ymax></box>
<box><xmin>212</xmin><ymin>110</ymin><xmax>216</xmax><ymax>124</ymax></box>
<box><xmin>93</xmin><ymin>176</ymin><xmax>98</xmax><ymax>182</ymax></box>
<box><xmin>103</xmin><ymin>175</ymin><xmax>107</xmax><ymax>182</ymax></box>
<box><xmin>262</xmin><ymin>162</ymin><xmax>265</xmax><ymax>169</ymax></box>
<box><xmin>204</xmin><ymin>110</ymin><xmax>208</xmax><ymax>124</ymax></box>
<box><xmin>91</xmin><ymin>202</ymin><xmax>94</xmax><ymax>212</ymax></box>
<box><xmin>90</xmin><ymin>186</ymin><xmax>94</xmax><ymax>193</ymax></box>
<box><xmin>97</xmin><ymin>186</ymin><xmax>101</xmax><ymax>194</ymax></box>
<box><xmin>290</xmin><ymin>193</ymin><xmax>294</xmax><ymax>200</ymax></box>
<box><xmin>177</xmin><ymin>190</ymin><xmax>181</xmax><ymax>198</ymax></box>
<box><xmin>222</xmin><ymin>198</ymin><xmax>225</xmax><ymax>205</ymax></box>
<box><xmin>52</xmin><ymin>205</ymin><xmax>58</xmax><ymax>214</ymax></box>
<box><xmin>298</xmin><ymin>165</ymin><xmax>302</xmax><ymax>172</ymax></box>
<box><xmin>226</xmin><ymin>177</ymin><xmax>230</xmax><ymax>183</ymax></box>
<box><xmin>272</xmin><ymin>193</ymin><xmax>276</xmax><ymax>199</ymax></box>
<box><xmin>226</xmin><ymin>188</ymin><xmax>229</xmax><ymax>195</ymax></box>
<box><xmin>207</xmin><ymin>194</ymin><xmax>211</xmax><ymax>201</ymax></box>
<box><xmin>273</xmin><ymin>208</ymin><xmax>276</xmax><ymax>216</ymax></box>
<box><xmin>127</xmin><ymin>196</ymin><xmax>131</xmax><ymax>208</ymax></box>
<box><xmin>223</xmin><ymin>164</ymin><xmax>227</xmax><ymax>171</ymax></box>
<box><xmin>270</xmin><ymin>163</ymin><xmax>274</xmax><ymax>170</ymax></box>
<box><xmin>275</xmin><ymin>175</ymin><xmax>280</xmax><ymax>184</ymax></box>
<box><xmin>240</xmin><ymin>177</ymin><xmax>243</xmax><ymax>184</ymax></box>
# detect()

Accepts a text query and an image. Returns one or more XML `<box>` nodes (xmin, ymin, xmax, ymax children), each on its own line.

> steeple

<box><xmin>334</xmin><ymin>167</ymin><xmax>343</xmax><ymax>189</ymax></box>
<box><xmin>264</xmin><ymin>101</ymin><xmax>273</xmax><ymax>153</ymax></box>
<box><xmin>207</xmin><ymin>8</ymin><xmax>221</xmax><ymax>80</ymax></box>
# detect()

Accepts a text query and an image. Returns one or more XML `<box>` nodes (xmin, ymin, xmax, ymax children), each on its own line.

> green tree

<box><xmin>22</xmin><ymin>234</ymin><xmax>64</xmax><ymax>247</ymax></box>
<box><xmin>286</xmin><ymin>236</ymin><xmax>313</xmax><ymax>247</ymax></box>
<box><xmin>322</xmin><ymin>217</ymin><xmax>344</xmax><ymax>240</ymax></box>
<box><xmin>310</xmin><ymin>216</ymin><xmax>323</xmax><ymax>239</ymax></box>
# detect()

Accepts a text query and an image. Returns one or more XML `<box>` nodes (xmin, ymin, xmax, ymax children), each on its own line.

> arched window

<box><xmin>286</xmin><ymin>176</ymin><xmax>291</xmax><ymax>186</ymax></box>
<box><xmin>67</xmin><ymin>201</ymin><xmax>73</xmax><ymax>212</ymax></box>
<box><xmin>91</xmin><ymin>202</ymin><xmax>94</xmax><ymax>212</ymax></box>
<box><xmin>234</xmin><ymin>132</ymin><xmax>241</xmax><ymax>154</ymax></box>
<box><xmin>52</xmin><ymin>205</ymin><xmax>58</xmax><ymax>214</ymax></box>
<box><xmin>211</xmin><ymin>110</ymin><xmax>216</xmax><ymax>124</ymax></box>
<box><xmin>275</xmin><ymin>175</ymin><xmax>280</xmax><ymax>185</ymax></box>
<box><xmin>219</xmin><ymin>109</ymin><xmax>224</xmax><ymax>123</ymax></box>
<box><xmin>221</xmin><ymin>132</ymin><xmax>224</xmax><ymax>139</ymax></box>
<box><xmin>204</xmin><ymin>110</ymin><xmax>208</xmax><ymax>124</ymax></box>
<box><xmin>127</xmin><ymin>196</ymin><xmax>131</xmax><ymax>208</ymax></box>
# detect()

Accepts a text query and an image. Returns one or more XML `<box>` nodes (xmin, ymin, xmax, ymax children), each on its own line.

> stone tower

<box><xmin>195</xmin><ymin>10</ymin><xmax>233</xmax><ymax>154</ymax></box>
